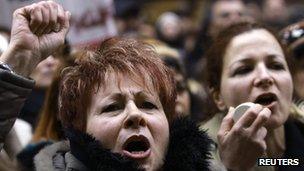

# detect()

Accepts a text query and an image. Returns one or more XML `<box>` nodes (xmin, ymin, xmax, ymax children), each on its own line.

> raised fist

<box><xmin>1</xmin><ymin>1</ymin><xmax>70</xmax><ymax>77</ymax></box>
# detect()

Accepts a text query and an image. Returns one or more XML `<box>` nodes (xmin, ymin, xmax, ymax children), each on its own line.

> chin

<box><xmin>138</xmin><ymin>163</ymin><xmax>161</xmax><ymax>171</ymax></box>
<box><xmin>137</xmin><ymin>158</ymin><xmax>163</xmax><ymax>171</ymax></box>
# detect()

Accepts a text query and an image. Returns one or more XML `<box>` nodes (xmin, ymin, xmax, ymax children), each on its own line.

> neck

<box><xmin>265</xmin><ymin>126</ymin><xmax>285</xmax><ymax>158</ymax></box>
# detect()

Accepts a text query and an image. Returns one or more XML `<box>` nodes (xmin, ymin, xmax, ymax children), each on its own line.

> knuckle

<box><xmin>255</xmin><ymin>104</ymin><xmax>263</xmax><ymax>110</ymax></box>
<box><xmin>13</xmin><ymin>9</ymin><xmax>21</xmax><ymax>17</ymax></box>
<box><xmin>48</xmin><ymin>1</ymin><xmax>58</xmax><ymax>8</ymax></box>
<box><xmin>261</xmin><ymin>127</ymin><xmax>267</xmax><ymax>134</ymax></box>
<box><xmin>248</xmin><ymin>110</ymin><xmax>259</xmax><ymax>118</ymax></box>
<box><xmin>264</xmin><ymin>108</ymin><xmax>271</xmax><ymax>115</ymax></box>
<box><xmin>232</xmin><ymin>126</ymin><xmax>243</xmax><ymax>135</ymax></box>
<box><xmin>259</xmin><ymin>114</ymin><xmax>268</xmax><ymax>122</ymax></box>
<box><xmin>57</xmin><ymin>15</ymin><xmax>65</xmax><ymax>23</ymax></box>
<box><xmin>217</xmin><ymin>131</ymin><xmax>225</xmax><ymax>139</ymax></box>
<box><xmin>223</xmin><ymin>116</ymin><xmax>232</xmax><ymax>123</ymax></box>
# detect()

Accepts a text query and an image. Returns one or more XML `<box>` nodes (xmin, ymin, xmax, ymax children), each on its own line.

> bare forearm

<box><xmin>0</xmin><ymin>45</ymin><xmax>40</xmax><ymax>77</ymax></box>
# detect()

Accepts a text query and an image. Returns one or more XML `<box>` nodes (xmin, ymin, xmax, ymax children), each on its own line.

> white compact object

<box><xmin>233</xmin><ymin>102</ymin><xmax>255</xmax><ymax>122</ymax></box>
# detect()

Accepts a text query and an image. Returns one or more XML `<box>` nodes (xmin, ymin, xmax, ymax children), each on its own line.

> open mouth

<box><xmin>254</xmin><ymin>93</ymin><xmax>277</xmax><ymax>106</ymax></box>
<box><xmin>122</xmin><ymin>135</ymin><xmax>151</xmax><ymax>159</ymax></box>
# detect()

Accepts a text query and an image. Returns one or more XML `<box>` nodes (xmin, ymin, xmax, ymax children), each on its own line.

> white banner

<box><xmin>0</xmin><ymin>0</ymin><xmax>117</xmax><ymax>47</ymax></box>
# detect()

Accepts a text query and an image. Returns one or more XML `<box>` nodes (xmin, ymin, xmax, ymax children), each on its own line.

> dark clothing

<box><xmin>279</xmin><ymin>120</ymin><xmax>304</xmax><ymax>171</ymax></box>
<box><xmin>17</xmin><ymin>141</ymin><xmax>53</xmax><ymax>171</ymax></box>
<box><xmin>34</xmin><ymin>117</ymin><xmax>212</xmax><ymax>171</ymax></box>
<box><xmin>0</xmin><ymin>69</ymin><xmax>34</xmax><ymax>150</ymax></box>
<box><xmin>19</xmin><ymin>89</ymin><xmax>46</xmax><ymax>128</ymax></box>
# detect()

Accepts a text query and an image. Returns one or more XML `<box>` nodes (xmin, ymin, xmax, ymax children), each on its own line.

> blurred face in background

<box><xmin>209</xmin><ymin>0</ymin><xmax>246</xmax><ymax>38</ymax></box>
<box><xmin>294</xmin><ymin>57</ymin><xmax>304</xmax><ymax>99</ymax></box>
<box><xmin>30</xmin><ymin>55</ymin><xmax>61</xmax><ymax>89</ymax></box>
<box><xmin>160</xmin><ymin>53</ymin><xmax>190</xmax><ymax>118</ymax></box>
<box><xmin>174</xmin><ymin>71</ymin><xmax>190</xmax><ymax>117</ymax></box>
<box><xmin>281</xmin><ymin>21</ymin><xmax>304</xmax><ymax>99</ymax></box>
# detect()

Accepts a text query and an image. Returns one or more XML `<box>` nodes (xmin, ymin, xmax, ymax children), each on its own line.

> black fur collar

<box><xmin>65</xmin><ymin>117</ymin><xmax>212</xmax><ymax>171</ymax></box>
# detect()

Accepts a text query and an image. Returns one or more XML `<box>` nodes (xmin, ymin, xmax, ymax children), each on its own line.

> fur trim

<box><xmin>17</xmin><ymin>141</ymin><xmax>53</xmax><ymax>170</ymax></box>
<box><xmin>164</xmin><ymin>117</ymin><xmax>212</xmax><ymax>170</ymax></box>
<box><xmin>65</xmin><ymin>117</ymin><xmax>212</xmax><ymax>170</ymax></box>
<box><xmin>34</xmin><ymin>141</ymin><xmax>70</xmax><ymax>171</ymax></box>
<box><xmin>65</xmin><ymin>128</ymin><xmax>140</xmax><ymax>171</ymax></box>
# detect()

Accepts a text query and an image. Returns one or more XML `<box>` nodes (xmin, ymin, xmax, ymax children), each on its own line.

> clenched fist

<box><xmin>0</xmin><ymin>1</ymin><xmax>70</xmax><ymax>77</ymax></box>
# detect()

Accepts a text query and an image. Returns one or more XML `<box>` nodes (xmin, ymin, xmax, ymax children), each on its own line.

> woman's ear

<box><xmin>211</xmin><ymin>88</ymin><xmax>227</xmax><ymax>111</ymax></box>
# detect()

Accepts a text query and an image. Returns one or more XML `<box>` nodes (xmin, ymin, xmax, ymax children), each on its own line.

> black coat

<box><xmin>63</xmin><ymin>117</ymin><xmax>211</xmax><ymax>171</ymax></box>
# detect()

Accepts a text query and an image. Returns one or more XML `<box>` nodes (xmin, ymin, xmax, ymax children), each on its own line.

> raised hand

<box><xmin>0</xmin><ymin>1</ymin><xmax>70</xmax><ymax>77</ymax></box>
<box><xmin>218</xmin><ymin>105</ymin><xmax>271</xmax><ymax>171</ymax></box>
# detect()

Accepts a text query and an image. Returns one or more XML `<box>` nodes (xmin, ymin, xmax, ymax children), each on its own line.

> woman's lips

<box><xmin>122</xmin><ymin>134</ymin><xmax>151</xmax><ymax>160</ymax></box>
<box><xmin>122</xmin><ymin>148</ymin><xmax>151</xmax><ymax>159</ymax></box>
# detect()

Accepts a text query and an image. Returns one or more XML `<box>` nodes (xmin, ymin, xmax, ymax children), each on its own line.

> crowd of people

<box><xmin>1</xmin><ymin>0</ymin><xmax>304</xmax><ymax>170</ymax></box>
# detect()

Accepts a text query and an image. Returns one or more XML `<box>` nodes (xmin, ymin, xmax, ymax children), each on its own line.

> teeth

<box><xmin>131</xmin><ymin>151</ymin><xmax>145</xmax><ymax>154</ymax></box>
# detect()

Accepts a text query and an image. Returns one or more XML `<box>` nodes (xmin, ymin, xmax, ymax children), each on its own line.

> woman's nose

<box><xmin>123</xmin><ymin>102</ymin><xmax>147</xmax><ymax>129</ymax></box>
<box><xmin>253</xmin><ymin>64</ymin><xmax>274</xmax><ymax>88</ymax></box>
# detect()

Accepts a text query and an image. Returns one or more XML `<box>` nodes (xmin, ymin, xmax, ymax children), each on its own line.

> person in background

<box><xmin>17</xmin><ymin>49</ymin><xmax>77</xmax><ymax>171</ymax></box>
<box><xmin>188</xmin><ymin>0</ymin><xmax>250</xmax><ymax>79</ymax></box>
<box><xmin>200</xmin><ymin>22</ymin><xmax>304</xmax><ymax>170</ymax></box>
<box><xmin>114</xmin><ymin>0</ymin><xmax>155</xmax><ymax>39</ymax></box>
<box><xmin>18</xmin><ymin>41</ymin><xmax>71</xmax><ymax>129</ymax></box>
<box><xmin>145</xmin><ymin>39</ymin><xmax>209</xmax><ymax>121</ymax></box>
<box><xmin>261</xmin><ymin>0</ymin><xmax>289</xmax><ymax>31</ymax></box>
<box><xmin>281</xmin><ymin>21</ymin><xmax>304</xmax><ymax>121</ymax></box>
<box><xmin>155</xmin><ymin>12</ymin><xmax>185</xmax><ymax>51</ymax></box>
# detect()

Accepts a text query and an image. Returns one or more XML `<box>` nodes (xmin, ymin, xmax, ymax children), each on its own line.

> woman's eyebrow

<box><xmin>229</xmin><ymin>57</ymin><xmax>253</xmax><ymax>69</ymax></box>
<box><xmin>106</xmin><ymin>93</ymin><xmax>125</xmax><ymax>101</ymax></box>
<box><xmin>266</xmin><ymin>54</ymin><xmax>284</xmax><ymax>61</ymax></box>
<box><xmin>133</xmin><ymin>91</ymin><xmax>153</xmax><ymax>100</ymax></box>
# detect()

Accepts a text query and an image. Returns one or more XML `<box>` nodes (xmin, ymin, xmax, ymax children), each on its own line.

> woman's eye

<box><xmin>269</xmin><ymin>62</ymin><xmax>285</xmax><ymax>70</ymax></box>
<box><xmin>232</xmin><ymin>66</ymin><xmax>252</xmax><ymax>76</ymax></box>
<box><xmin>140</xmin><ymin>101</ymin><xmax>158</xmax><ymax>110</ymax></box>
<box><xmin>102</xmin><ymin>104</ymin><xmax>122</xmax><ymax>113</ymax></box>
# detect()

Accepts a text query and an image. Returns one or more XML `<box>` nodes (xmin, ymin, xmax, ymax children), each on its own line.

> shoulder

<box><xmin>199</xmin><ymin>113</ymin><xmax>225</xmax><ymax>144</ymax></box>
<box><xmin>0</xmin><ymin>69</ymin><xmax>35</xmax><ymax>150</ymax></box>
<box><xmin>34</xmin><ymin>141</ymin><xmax>69</xmax><ymax>171</ymax></box>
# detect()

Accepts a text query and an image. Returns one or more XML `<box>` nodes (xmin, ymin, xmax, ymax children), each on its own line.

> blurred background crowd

<box><xmin>1</xmin><ymin>0</ymin><xmax>304</xmax><ymax>170</ymax></box>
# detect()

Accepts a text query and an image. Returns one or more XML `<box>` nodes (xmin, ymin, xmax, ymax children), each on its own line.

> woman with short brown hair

<box><xmin>34</xmin><ymin>37</ymin><xmax>212</xmax><ymax>171</ymax></box>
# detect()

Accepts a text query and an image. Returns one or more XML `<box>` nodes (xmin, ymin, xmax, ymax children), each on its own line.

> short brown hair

<box><xmin>59</xmin><ymin>37</ymin><xmax>176</xmax><ymax>131</ymax></box>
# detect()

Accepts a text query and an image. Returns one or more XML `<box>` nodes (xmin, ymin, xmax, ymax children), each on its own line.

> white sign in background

<box><xmin>0</xmin><ymin>0</ymin><xmax>117</xmax><ymax>47</ymax></box>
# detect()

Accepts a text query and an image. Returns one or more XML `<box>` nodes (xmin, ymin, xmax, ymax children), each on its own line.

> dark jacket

<box><xmin>34</xmin><ymin>117</ymin><xmax>212</xmax><ymax>171</ymax></box>
<box><xmin>0</xmin><ymin>69</ymin><xmax>34</xmax><ymax>150</ymax></box>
